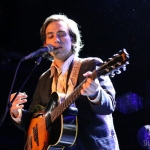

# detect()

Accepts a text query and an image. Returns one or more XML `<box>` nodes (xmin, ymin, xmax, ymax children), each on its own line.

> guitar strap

<box><xmin>66</xmin><ymin>58</ymin><xmax>82</xmax><ymax>96</ymax></box>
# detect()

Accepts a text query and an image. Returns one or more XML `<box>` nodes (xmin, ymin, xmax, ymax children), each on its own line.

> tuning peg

<box><xmin>105</xmin><ymin>68</ymin><xmax>110</xmax><ymax>72</ymax></box>
<box><xmin>110</xmin><ymin>73</ymin><xmax>115</xmax><ymax>78</ymax></box>
<box><xmin>111</xmin><ymin>65</ymin><xmax>116</xmax><ymax>69</ymax></box>
<box><xmin>109</xmin><ymin>71</ymin><xmax>115</xmax><ymax>78</ymax></box>
<box><xmin>116</xmin><ymin>69</ymin><xmax>121</xmax><ymax>74</ymax></box>
<box><xmin>108</xmin><ymin>58</ymin><xmax>112</xmax><ymax>60</ymax></box>
<box><xmin>122</xmin><ymin>65</ymin><xmax>126</xmax><ymax>71</ymax></box>
<box><xmin>113</xmin><ymin>54</ymin><xmax>119</xmax><ymax>57</ymax></box>
<box><xmin>117</xmin><ymin>62</ymin><xmax>122</xmax><ymax>66</ymax></box>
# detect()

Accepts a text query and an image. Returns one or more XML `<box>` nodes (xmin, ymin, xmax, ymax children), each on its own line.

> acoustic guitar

<box><xmin>24</xmin><ymin>49</ymin><xmax>129</xmax><ymax>150</ymax></box>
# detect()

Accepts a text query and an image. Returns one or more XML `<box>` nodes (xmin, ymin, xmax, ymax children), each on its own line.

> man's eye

<box><xmin>47</xmin><ymin>35</ymin><xmax>53</xmax><ymax>39</ymax></box>
<box><xmin>58</xmin><ymin>32</ymin><xmax>66</xmax><ymax>37</ymax></box>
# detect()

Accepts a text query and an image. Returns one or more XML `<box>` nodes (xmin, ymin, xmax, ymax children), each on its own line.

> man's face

<box><xmin>45</xmin><ymin>21</ymin><xmax>73</xmax><ymax>61</ymax></box>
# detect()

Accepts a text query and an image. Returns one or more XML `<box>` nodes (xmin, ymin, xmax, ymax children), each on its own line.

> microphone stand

<box><xmin>0</xmin><ymin>56</ymin><xmax>42</xmax><ymax>126</ymax></box>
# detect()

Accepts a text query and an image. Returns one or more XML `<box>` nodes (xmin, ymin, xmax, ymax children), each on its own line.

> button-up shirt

<box><xmin>50</xmin><ymin>54</ymin><xmax>75</xmax><ymax>99</ymax></box>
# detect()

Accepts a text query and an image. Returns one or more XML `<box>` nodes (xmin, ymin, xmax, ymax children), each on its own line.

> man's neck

<box><xmin>54</xmin><ymin>53</ymin><xmax>73</xmax><ymax>68</ymax></box>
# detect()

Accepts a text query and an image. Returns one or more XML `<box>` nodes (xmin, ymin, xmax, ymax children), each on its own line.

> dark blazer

<box><xmin>14</xmin><ymin>57</ymin><xmax>119</xmax><ymax>150</ymax></box>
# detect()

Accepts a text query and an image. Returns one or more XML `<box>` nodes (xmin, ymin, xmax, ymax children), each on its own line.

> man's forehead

<box><xmin>46</xmin><ymin>21</ymin><xmax>68</xmax><ymax>31</ymax></box>
<box><xmin>46</xmin><ymin>30</ymin><xmax>66</xmax><ymax>34</ymax></box>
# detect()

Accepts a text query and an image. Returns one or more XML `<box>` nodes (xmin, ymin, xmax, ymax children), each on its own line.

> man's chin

<box><xmin>54</xmin><ymin>53</ymin><xmax>63</xmax><ymax>59</ymax></box>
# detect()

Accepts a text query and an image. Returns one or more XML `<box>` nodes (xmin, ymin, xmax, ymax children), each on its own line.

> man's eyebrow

<box><xmin>57</xmin><ymin>30</ymin><xmax>66</xmax><ymax>33</ymax></box>
<box><xmin>46</xmin><ymin>30</ymin><xmax>65</xmax><ymax>35</ymax></box>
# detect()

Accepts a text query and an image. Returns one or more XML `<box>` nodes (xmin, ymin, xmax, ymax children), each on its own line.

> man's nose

<box><xmin>54</xmin><ymin>35</ymin><xmax>60</xmax><ymax>43</ymax></box>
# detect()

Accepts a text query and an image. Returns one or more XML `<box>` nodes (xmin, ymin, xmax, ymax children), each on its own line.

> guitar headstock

<box><xmin>97</xmin><ymin>49</ymin><xmax>129</xmax><ymax>77</ymax></box>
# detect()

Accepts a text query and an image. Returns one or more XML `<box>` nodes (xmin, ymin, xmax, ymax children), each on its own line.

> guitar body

<box><xmin>24</xmin><ymin>92</ymin><xmax>78</xmax><ymax>150</ymax></box>
<box><xmin>24</xmin><ymin>109</ymin><xmax>50</xmax><ymax>150</ymax></box>
<box><xmin>48</xmin><ymin>114</ymin><xmax>77</xmax><ymax>150</ymax></box>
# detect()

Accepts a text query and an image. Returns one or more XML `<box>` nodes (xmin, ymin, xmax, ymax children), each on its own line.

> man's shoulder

<box><xmin>77</xmin><ymin>57</ymin><xmax>103</xmax><ymax>74</ymax></box>
<box><xmin>39</xmin><ymin>69</ymin><xmax>51</xmax><ymax>79</ymax></box>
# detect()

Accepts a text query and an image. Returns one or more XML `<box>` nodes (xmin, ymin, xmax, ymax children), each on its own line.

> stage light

<box><xmin>137</xmin><ymin>125</ymin><xmax>150</xmax><ymax>149</ymax></box>
<box><xmin>115</xmin><ymin>92</ymin><xmax>143</xmax><ymax>114</ymax></box>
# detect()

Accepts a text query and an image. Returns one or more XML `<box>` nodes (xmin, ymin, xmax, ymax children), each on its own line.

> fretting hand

<box><xmin>81</xmin><ymin>71</ymin><xmax>101</xmax><ymax>99</ymax></box>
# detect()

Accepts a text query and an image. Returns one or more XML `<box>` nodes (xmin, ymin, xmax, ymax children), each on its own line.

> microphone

<box><xmin>21</xmin><ymin>44</ymin><xmax>54</xmax><ymax>62</ymax></box>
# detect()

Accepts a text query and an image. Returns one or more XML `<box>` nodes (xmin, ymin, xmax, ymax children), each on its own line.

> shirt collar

<box><xmin>50</xmin><ymin>54</ymin><xmax>75</xmax><ymax>78</ymax></box>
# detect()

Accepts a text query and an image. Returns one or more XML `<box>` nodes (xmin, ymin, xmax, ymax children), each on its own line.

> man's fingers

<box><xmin>83</xmin><ymin>71</ymin><xmax>92</xmax><ymax>77</ymax></box>
<box><xmin>13</xmin><ymin>99</ymin><xmax>27</xmax><ymax>106</ymax></box>
<box><xmin>10</xmin><ymin>93</ymin><xmax>27</xmax><ymax>103</ymax></box>
<box><xmin>11</xmin><ymin>104</ymin><xmax>24</xmax><ymax>109</ymax></box>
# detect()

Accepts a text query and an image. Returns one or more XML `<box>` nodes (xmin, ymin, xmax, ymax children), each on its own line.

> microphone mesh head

<box><xmin>46</xmin><ymin>44</ymin><xmax>54</xmax><ymax>52</ymax></box>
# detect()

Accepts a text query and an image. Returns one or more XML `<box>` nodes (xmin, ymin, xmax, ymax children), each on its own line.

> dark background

<box><xmin>0</xmin><ymin>0</ymin><xmax>150</xmax><ymax>149</ymax></box>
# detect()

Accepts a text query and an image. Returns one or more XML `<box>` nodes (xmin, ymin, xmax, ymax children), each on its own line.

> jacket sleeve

<box><xmin>89</xmin><ymin>74</ymin><xmax>116</xmax><ymax>115</ymax></box>
<box><xmin>12</xmin><ymin>109</ymin><xmax>32</xmax><ymax>132</ymax></box>
<box><xmin>79</xmin><ymin>57</ymin><xmax>116</xmax><ymax>115</ymax></box>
